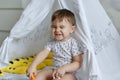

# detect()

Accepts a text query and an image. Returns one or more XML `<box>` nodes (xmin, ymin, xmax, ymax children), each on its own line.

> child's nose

<box><xmin>56</xmin><ymin>28</ymin><xmax>60</xmax><ymax>32</ymax></box>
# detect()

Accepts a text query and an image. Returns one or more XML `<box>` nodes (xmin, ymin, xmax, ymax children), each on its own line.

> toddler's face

<box><xmin>51</xmin><ymin>19</ymin><xmax>75</xmax><ymax>41</ymax></box>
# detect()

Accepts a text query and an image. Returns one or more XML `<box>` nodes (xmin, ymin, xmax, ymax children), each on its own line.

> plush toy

<box><xmin>1</xmin><ymin>63</ymin><xmax>30</xmax><ymax>74</ymax></box>
<box><xmin>36</xmin><ymin>63</ymin><xmax>46</xmax><ymax>70</ymax></box>
<box><xmin>46</xmin><ymin>52</ymin><xmax>53</xmax><ymax>59</ymax></box>
<box><xmin>0</xmin><ymin>70</ymin><xmax>5</xmax><ymax>77</ymax></box>
<box><xmin>2</xmin><ymin>65</ymin><xmax>14</xmax><ymax>73</ymax></box>
<box><xmin>11</xmin><ymin>66</ymin><xmax>28</xmax><ymax>74</ymax></box>
<box><xmin>9</xmin><ymin>59</ymin><xmax>32</xmax><ymax>67</ymax></box>
<box><xmin>3</xmin><ymin>66</ymin><xmax>28</xmax><ymax>74</ymax></box>
<box><xmin>1</xmin><ymin>52</ymin><xmax>53</xmax><ymax>74</ymax></box>
<box><xmin>2</xmin><ymin>63</ymin><xmax>46</xmax><ymax>74</ymax></box>
<box><xmin>42</xmin><ymin>59</ymin><xmax>53</xmax><ymax>66</ymax></box>
<box><xmin>25</xmin><ymin>56</ymin><xmax>35</xmax><ymax>62</ymax></box>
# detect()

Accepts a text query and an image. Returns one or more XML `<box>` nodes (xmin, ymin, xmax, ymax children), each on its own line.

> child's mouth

<box><xmin>55</xmin><ymin>34</ymin><xmax>63</xmax><ymax>37</ymax></box>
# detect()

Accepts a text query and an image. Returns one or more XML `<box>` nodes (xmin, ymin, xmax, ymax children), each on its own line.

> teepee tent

<box><xmin>0</xmin><ymin>0</ymin><xmax>120</xmax><ymax>80</ymax></box>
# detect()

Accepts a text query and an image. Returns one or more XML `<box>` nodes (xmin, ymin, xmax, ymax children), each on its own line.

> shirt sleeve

<box><xmin>44</xmin><ymin>42</ymin><xmax>52</xmax><ymax>51</ymax></box>
<box><xmin>71</xmin><ymin>40</ymin><xmax>82</xmax><ymax>56</ymax></box>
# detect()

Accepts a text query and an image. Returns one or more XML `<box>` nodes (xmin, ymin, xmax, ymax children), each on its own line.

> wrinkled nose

<box><xmin>56</xmin><ymin>28</ymin><xmax>60</xmax><ymax>32</ymax></box>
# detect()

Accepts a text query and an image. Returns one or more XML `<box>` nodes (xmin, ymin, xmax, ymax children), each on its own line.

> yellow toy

<box><xmin>42</xmin><ymin>59</ymin><xmax>53</xmax><ymax>66</ymax></box>
<box><xmin>46</xmin><ymin>52</ymin><xmax>53</xmax><ymax>59</ymax></box>
<box><xmin>2</xmin><ymin>65</ymin><xmax>14</xmax><ymax>73</ymax></box>
<box><xmin>0</xmin><ymin>70</ymin><xmax>5</xmax><ymax>77</ymax></box>
<box><xmin>2</xmin><ymin>63</ymin><xmax>46</xmax><ymax>74</ymax></box>
<box><xmin>1</xmin><ymin>65</ymin><xmax>27</xmax><ymax>74</ymax></box>
<box><xmin>36</xmin><ymin>63</ymin><xmax>46</xmax><ymax>70</ymax></box>
<box><xmin>25</xmin><ymin>56</ymin><xmax>35</xmax><ymax>62</ymax></box>
<box><xmin>9</xmin><ymin>59</ymin><xmax>31</xmax><ymax>67</ymax></box>
<box><xmin>7</xmin><ymin>66</ymin><xmax>28</xmax><ymax>74</ymax></box>
<box><xmin>1</xmin><ymin>52</ymin><xmax>53</xmax><ymax>74</ymax></box>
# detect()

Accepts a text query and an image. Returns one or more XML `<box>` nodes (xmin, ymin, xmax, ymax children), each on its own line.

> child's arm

<box><xmin>26</xmin><ymin>48</ymin><xmax>50</xmax><ymax>79</ymax></box>
<box><xmin>53</xmin><ymin>53</ymin><xmax>83</xmax><ymax>79</ymax></box>
<box><xmin>63</xmin><ymin>53</ymin><xmax>83</xmax><ymax>72</ymax></box>
<box><xmin>29</xmin><ymin>48</ymin><xmax>50</xmax><ymax>68</ymax></box>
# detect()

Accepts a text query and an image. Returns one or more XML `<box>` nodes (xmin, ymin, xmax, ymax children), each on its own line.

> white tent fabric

<box><xmin>0</xmin><ymin>0</ymin><xmax>120</xmax><ymax>80</ymax></box>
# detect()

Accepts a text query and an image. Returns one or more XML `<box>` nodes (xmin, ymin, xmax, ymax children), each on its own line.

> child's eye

<box><xmin>51</xmin><ymin>25</ymin><xmax>57</xmax><ymax>28</ymax></box>
<box><xmin>60</xmin><ymin>26</ymin><xmax>64</xmax><ymax>29</ymax></box>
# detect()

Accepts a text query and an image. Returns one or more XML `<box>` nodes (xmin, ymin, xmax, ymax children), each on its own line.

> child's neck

<box><xmin>56</xmin><ymin>37</ymin><xmax>72</xmax><ymax>42</ymax></box>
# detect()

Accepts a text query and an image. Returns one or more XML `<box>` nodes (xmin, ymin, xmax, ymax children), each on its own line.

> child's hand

<box><xmin>26</xmin><ymin>66</ymin><xmax>37</xmax><ymax>80</ymax></box>
<box><xmin>52</xmin><ymin>67</ymin><xmax>66</xmax><ymax>79</ymax></box>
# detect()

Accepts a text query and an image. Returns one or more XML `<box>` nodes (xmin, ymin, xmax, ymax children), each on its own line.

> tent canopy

<box><xmin>0</xmin><ymin>0</ymin><xmax>120</xmax><ymax>80</ymax></box>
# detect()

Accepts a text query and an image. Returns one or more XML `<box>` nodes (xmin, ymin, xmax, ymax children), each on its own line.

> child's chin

<box><xmin>55</xmin><ymin>38</ymin><xmax>63</xmax><ymax>41</ymax></box>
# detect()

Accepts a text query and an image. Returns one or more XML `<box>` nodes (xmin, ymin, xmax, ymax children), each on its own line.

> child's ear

<box><xmin>70</xmin><ymin>25</ymin><xmax>76</xmax><ymax>33</ymax></box>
